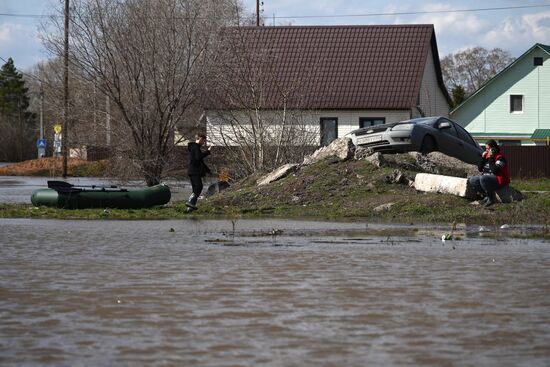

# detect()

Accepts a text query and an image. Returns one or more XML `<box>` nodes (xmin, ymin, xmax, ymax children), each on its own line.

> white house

<box><xmin>205</xmin><ymin>25</ymin><xmax>451</xmax><ymax>147</ymax></box>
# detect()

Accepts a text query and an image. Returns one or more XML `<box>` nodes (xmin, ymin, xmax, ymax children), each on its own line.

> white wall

<box><xmin>311</xmin><ymin>110</ymin><xmax>411</xmax><ymax>139</ymax></box>
<box><xmin>418</xmin><ymin>47</ymin><xmax>450</xmax><ymax>118</ymax></box>
<box><xmin>206</xmin><ymin>109</ymin><xmax>411</xmax><ymax>146</ymax></box>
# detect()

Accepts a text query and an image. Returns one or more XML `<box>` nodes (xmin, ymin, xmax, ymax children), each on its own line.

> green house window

<box><xmin>510</xmin><ymin>95</ymin><xmax>523</xmax><ymax>113</ymax></box>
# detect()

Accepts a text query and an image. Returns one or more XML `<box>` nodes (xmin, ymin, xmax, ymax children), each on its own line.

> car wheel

<box><xmin>421</xmin><ymin>136</ymin><xmax>437</xmax><ymax>154</ymax></box>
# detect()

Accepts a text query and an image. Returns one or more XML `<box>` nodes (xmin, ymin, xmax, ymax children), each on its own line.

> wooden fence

<box><xmin>500</xmin><ymin>146</ymin><xmax>550</xmax><ymax>178</ymax></box>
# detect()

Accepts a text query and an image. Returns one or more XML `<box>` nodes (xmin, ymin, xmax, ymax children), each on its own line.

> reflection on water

<box><xmin>1</xmin><ymin>219</ymin><xmax>550</xmax><ymax>366</ymax></box>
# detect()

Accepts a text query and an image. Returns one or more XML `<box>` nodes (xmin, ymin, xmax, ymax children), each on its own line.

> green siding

<box><xmin>451</xmin><ymin>44</ymin><xmax>550</xmax><ymax>139</ymax></box>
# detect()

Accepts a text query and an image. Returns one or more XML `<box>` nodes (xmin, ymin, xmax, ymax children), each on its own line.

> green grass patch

<box><xmin>2</xmin><ymin>157</ymin><xmax>550</xmax><ymax>231</ymax></box>
<box><xmin>512</xmin><ymin>178</ymin><xmax>550</xmax><ymax>192</ymax></box>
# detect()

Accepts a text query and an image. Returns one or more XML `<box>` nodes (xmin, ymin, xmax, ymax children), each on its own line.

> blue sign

<box><xmin>37</xmin><ymin>139</ymin><xmax>47</xmax><ymax>148</ymax></box>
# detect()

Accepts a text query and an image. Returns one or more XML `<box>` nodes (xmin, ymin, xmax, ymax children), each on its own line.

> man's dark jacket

<box><xmin>187</xmin><ymin>142</ymin><xmax>211</xmax><ymax>177</ymax></box>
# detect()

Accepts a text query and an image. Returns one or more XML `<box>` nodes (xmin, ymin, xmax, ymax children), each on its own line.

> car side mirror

<box><xmin>438</xmin><ymin>122</ymin><xmax>451</xmax><ymax>129</ymax></box>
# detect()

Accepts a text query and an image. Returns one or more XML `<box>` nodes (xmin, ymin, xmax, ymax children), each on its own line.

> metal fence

<box><xmin>85</xmin><ymin>144</ymin><xmax>550</xmax><ymax>178</ymax></box>
<box><xmin>500</xmin><ymin>146</ymin><xmax>550</xmax><ymax>178</ymax></box>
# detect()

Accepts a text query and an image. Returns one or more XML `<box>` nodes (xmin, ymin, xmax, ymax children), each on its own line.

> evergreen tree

<box><xmin>451</xmin><ymin>84</ymin><xmax>466</xmax><ymax>109</ymax></box>
<box><xmin>0</xmin><ymin>58</ymin><xmax>37</xmax><ymax>161</ymax></box>
<box><xmin>0</xmin><ymin>58</ymin><xmax>30</xmax><ymax>113</ymax></box>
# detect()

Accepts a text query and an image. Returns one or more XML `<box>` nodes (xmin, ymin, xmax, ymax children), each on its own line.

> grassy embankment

<box><xmin>1</xmin><ymin>156</ymin><xmax>550</xmax><ymax>238</ymax></box>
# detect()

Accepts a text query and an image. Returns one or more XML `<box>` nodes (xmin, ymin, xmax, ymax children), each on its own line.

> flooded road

<box><xmin>1</xmin><ymin>218</ymin><xmax>549</xmax><ymax>366</ymax></box>
<box><xmin>0</xmin><ymin>176</ymin><xmax>190</xmax><ymax>204</ymax></box>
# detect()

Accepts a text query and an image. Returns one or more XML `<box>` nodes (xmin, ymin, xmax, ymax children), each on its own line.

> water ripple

<box><xmin>1</xmin><ymin>219</ymin><xmax>550</xmax><ymax>366</ymax></box>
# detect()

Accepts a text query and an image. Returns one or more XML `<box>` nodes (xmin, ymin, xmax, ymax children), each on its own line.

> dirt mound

<box><xmin>0</xmin><ymin>157</ymin><xmax>90</xmax><ymax>176</ymax></box>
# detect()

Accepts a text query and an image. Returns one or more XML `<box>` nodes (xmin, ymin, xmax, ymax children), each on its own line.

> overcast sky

<box><xmin>1</xmin><ymin>0</ymin><xmax>550</xmax><ymax>72</ymax></box>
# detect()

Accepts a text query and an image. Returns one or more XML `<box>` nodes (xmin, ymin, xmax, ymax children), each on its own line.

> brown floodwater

<box><xmin>1</xmin><ymin>219</ymin><xmax>549</xmax><ymax>366</ymax></box>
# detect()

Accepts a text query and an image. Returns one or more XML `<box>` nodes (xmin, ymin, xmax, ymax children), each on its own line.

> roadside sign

<box><xmin>53</xmin><ymin>133</ymin><xmax>62</xmax><ymax>156</ymax></box>
<box><xmin>37</xmin><ymin>139</ymin><xmax>47</xmax><ymax>158</ymax></box>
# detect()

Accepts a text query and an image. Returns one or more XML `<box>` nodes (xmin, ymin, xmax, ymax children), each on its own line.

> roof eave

<box><xmin>430</xmin><ymin>31</ymin><xmax>452</xmax><ymax>106</ymax></box>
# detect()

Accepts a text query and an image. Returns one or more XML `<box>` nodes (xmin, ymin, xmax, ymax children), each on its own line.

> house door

<box><xmin>320</xmin><ymin>118</ymin><xmax>338</xmax><ymax>146</ymax></box>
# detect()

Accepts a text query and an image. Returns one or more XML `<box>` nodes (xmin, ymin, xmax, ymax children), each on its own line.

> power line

<box><xmin>272</xmin><ymin>4</ymin><xmax>550</xmax><ymax>20</ymax></box>
<box><xmin>1</xmin><ymin>4</ymin><xmax>550</xmax><ymax>19</ymax></box>
<box><xmin>0</xmin><ymin>12</ymin><xmax>44</xmax><ymax>18</ymax></box>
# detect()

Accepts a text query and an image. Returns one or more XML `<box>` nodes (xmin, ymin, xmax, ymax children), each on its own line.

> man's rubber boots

<box><xmin>186</xmin><ymin>193</ymin><xmax>198</xmax><ymax>209</ymax></box>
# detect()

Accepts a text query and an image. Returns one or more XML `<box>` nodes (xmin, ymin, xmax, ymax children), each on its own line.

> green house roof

<box><xmin>531</xmin><ymin>129</ymin><xmax>550</xmax><ymax>139</ymax></box>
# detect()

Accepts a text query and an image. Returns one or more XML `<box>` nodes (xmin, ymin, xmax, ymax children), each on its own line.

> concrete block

<box><xmin>257</xmin><ymin>163</ymin><xmax>299</xmax><ymax>186</ymax></box>
<box><xmin>415</xmin><ymin>173</ymin><xmax>524</xmax><ymax>203</ymax></box>
<box><xmin>303</xmin><ymin>138</ymin><xmax>355</xmax><ymax>165</ymax></box>
<box><xmin>414</xmin><ymin>173</ymin><xmax>476</xmax><ymax>199</ymax></box>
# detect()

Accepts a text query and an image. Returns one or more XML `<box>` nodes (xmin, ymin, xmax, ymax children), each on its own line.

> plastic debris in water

<box><xmin>441</xmin><ymin>233</ymin><xmax>453</xmax><ymax>242</ymax></box>
<box><xmin>478</xmin><ymin>226</ymin><xmax>490</xmax><ymax>232</ymax></box>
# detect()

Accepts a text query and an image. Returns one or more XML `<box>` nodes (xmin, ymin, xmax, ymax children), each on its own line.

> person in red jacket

<box><xmin>468</xmin><ymin>140</ymin><xmax>510</xmax><ymax>207</ymax></box>
<box><xmin>186</xmin><ymin>132</ymin><xmax>211</xmax><ymax>212</ymax></box>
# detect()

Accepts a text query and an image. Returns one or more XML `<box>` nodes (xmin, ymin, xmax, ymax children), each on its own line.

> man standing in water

<box><xmin>186</xmin><ymin>132</ymin><xmax>211</xmax><ymax>212</ymax></box>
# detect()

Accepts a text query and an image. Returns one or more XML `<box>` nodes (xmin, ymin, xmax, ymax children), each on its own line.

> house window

<box><xmin>534</xmin><ymin>57</ymin><xmax>543</xmax><ymax>66</ymax></box>
<box><xmin>510</xmin><ymin>95</ymin><xmax>523</xmax><ymax>113</ymax></box>
<box><xmin>359</xmin><ymin>117</ymin><xmax>385</xmax><ymax>128</ymax></box>
<box><xmin>320</xmin><ymin>118</ymin><xmax>338</xmax><ymax>146</ymax></box>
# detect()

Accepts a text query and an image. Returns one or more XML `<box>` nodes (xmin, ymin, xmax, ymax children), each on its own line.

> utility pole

<box><xmin>256</xmin><ymin>0</ymin><xmax>260</xmax><ymax>26</ymax></box>
<box><xmin>39</xmin><ymin>83</ymin><xmax>44</xmax><ymax>140</ymax></box>
<box><xmin>106</xmin><ymin>95</ymin><xmax>111</xmax><ymax>145</ymax></box>
<box><xmin>62</xmin><ymin>0</ymin><xmax>70</xmax><ymax>177</ymax></box>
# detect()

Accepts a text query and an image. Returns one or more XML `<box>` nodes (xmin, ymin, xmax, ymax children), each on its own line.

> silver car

<box><xmin>347</xmin><ymin>116</ymin><xmax>483</xmax><ymax>165</ymax></box>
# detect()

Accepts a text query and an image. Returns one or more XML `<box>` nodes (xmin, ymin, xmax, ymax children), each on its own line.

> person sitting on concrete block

<box><xmin>468</xmin><ymin>140</ymin><xmax>510</xmax><ymax>207</ymax></box>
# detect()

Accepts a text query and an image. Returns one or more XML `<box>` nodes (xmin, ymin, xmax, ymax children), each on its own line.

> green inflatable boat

<box><xmin>31</xmin><ymin>181</ymin><xmax>171</xmax><ymax>209</ymax></box>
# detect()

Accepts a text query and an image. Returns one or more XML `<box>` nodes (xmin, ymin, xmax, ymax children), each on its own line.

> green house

<box><xmin>451</xmin><ymin>43</ymin><xmax>550</xmax><ymax>146</ymax></box>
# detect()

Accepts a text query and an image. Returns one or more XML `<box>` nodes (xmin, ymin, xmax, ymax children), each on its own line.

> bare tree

<box><xmin>441</xmin><ymin>47</ymin><xmax>515</xmax><ymax>97</ymax></box>
<box><xmin>28</xmin><ymin>59</ymin><xmax>103</xmax><ymax>153</ymax></box>
<box><xmin>42</xmin><ymin>0</ymin><xmax>241</xmax><ymax>185</ymax></box>
<box><xmin>204</xmin><ymin>27</ymin><xmax>319</xmax><ymax>176</ymax></box>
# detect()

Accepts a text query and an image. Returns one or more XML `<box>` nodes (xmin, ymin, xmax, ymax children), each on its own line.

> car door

<box><xmin>453</xmin><ymin>123</ymin><xmax>483</xmax><ymax>164</ymax></box>
<box><xmin>434</xmin><ymin>118</ymin><xmax>461</xmax><ymax>157</ymax></box>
